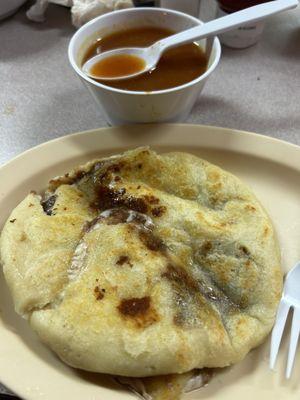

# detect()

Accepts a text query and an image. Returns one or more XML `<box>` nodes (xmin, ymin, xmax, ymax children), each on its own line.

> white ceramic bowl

<box><xmin>68</xmin><ymin>7</ymin><xmax>221</xmax><ymax>125</ymax></box>
<box><xmin>0</xmin><ymin>0</ymin><xmax>27</xmax><ymax>20</ymax></box>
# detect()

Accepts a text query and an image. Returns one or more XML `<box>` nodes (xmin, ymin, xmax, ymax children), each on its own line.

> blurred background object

<box><xmin>26</xmin><ymin>0</ymin><xmax>134</xmax><ymax>26</ymax></box>
<box><xmin>0</xmin><ymin>0</ymin><xmax>28</xmax><ymax>20</ymax></box>
<box><xmin>25</xmin><ymin>0</ymin><xmax>216</xmax><ymax>27</ymax></box>
<box><xmin>1</xmin><ymin>0</ymin><xmax>211</xmax><ymax>24</ymax></box>
<box><xmin>216</xmin><ymin>0</ymin><xmax>274</xmax><ymax>48</ymax></box>
<box><xmin>159</xmin><ymin>0</ymin><xmax>202</xmax><ymax>17</ymax></box>
<box><xmin>27</xmin><ymin>0</ymin><xmax>72</xmax><ymax>22</ymax></box>
<box><xmin>71</xmin><ymin>0</ymin><xmax>133</xmax><ymax>27</ymax></box>
<box><xmin>133</xmin><ymin>0</ymin><xmax>160</xmax><ymax>6</ymax></box>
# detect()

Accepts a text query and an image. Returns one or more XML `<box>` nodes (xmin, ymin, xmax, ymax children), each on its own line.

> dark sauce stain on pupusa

<box><xmin>118</xmin><ymin>296</ymin><xmax>159</xmax><ymax>329</ymax></box>
<box><xmin>118</xmin><ymin>297</ymin><xmax>151</xmax><ymax>317</ymax></box>
<box><xmin>41</xmin><ymin>195</ymin><xmax>57</xmax><ymax>216</ymax></box>
<box><xmin>94</xmin><ymin>186</ymin><xmax>148</xmax><ymax>214</ymax></box>
<box><xmin>116</xmin><ymin>255</ymin><xmax>132</xmax><ymax>267</ymax></box>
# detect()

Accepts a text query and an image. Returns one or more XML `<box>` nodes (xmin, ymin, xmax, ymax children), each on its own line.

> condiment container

<box><xmin>216</xmin><ymin>0</ymin><xmax>271</xmax><ymax>48</ymax></box>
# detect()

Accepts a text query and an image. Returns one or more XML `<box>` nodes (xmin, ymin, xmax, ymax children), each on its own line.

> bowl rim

<box><xmin>68</xmin><ymin>7</ymin><xmax>222</xmax><ymax>96</ymax></box>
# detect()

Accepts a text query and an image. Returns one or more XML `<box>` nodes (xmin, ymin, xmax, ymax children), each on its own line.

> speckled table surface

<box><xmin>0</xmin><ymin>1</ymin><xmax>300</xmax><ymax>397</ymax></box>
<box><xmin>1</xmin><ymin>1</ymin><xmax>300</xmax><ymax>168</ymax></box>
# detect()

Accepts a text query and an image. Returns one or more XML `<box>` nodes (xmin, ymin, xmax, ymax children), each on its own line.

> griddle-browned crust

<box><xmin>0</xmin><ymin>148</ymin><xmax>282</xmax><ymax>377</ymax></box>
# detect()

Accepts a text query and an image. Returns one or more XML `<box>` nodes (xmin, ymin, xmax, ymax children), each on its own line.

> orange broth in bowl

<box><xmin>82</xmin><ymin>26</ymin><xmax>208</xmax><ymax>92</ymax></box>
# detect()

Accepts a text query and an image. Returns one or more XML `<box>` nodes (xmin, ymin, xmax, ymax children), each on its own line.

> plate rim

<box><xmin>1</xmin><ymin>124</ymin><xmax>300</xmax><ymax>173</ymax></box>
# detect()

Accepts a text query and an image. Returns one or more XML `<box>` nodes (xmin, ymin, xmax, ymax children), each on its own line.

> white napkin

<box><xmin>72</xmin><ymin>0</ymin><xmax>133</xmax><ymax>28</ymax></box>
<box><xmin>26</xmin><ymin>0</ymin><xmax>133</xmax><ymax>27</ymax></box>
<box><xmin>26</xmin><ymin>0</ymin><xmax>72</xmax><ymax>22</ymax></box>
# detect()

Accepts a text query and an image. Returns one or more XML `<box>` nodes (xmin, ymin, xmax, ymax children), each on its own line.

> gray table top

<box><xmin>0</xmin><ymin>1</ymin><xmax>300</xmax><ymax>397</ymax></box>
<box><xmin>1</xmin><ymin>2</ymin><xmax>300</xmax><ymax>168</ymax></box>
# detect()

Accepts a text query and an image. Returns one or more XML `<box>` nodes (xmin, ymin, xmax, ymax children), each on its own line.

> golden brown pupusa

<box><xmin>0</xmin><ymin>147</ymin><xmax>282</xmax><ymax>377</ymax></box>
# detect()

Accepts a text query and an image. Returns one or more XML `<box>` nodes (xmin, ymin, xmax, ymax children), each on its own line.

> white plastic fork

<box><xmin>270</xmin><ymin>261</ymin><xmax>300</xmax><ymax>379</ymax></box>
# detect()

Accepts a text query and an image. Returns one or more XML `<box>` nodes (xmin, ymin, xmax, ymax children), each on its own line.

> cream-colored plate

<box><xmin>0</xmin><ymin>124</ymin><xmax>300</xmax><ymax>400</ymax></box>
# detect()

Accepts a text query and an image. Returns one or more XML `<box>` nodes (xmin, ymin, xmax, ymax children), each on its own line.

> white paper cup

<box><xmin>216</xmin><ymin>5</ymin><xmax>265</xmax><ymax>49</ymax></box>
<box><xmin>68</xmin><ymin>7</ymin><xmax>221</xmax><ymax>125</ymax></box>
